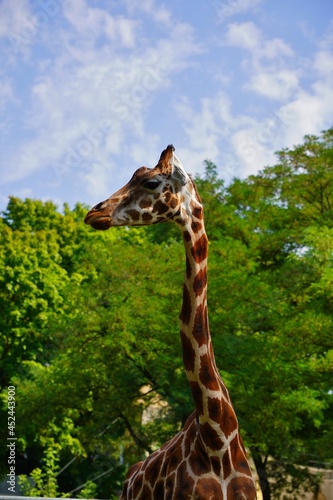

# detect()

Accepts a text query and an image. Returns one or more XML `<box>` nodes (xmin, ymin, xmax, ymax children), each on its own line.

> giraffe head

<box><xmin>84</xmin><ymin>145</ymin><xmax>200</xmax><ymax>230</ymax></box>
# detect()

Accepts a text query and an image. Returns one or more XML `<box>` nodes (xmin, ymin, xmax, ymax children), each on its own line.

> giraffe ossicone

<box><xmin>85</xmin><ymin>145</ymin><xmax>257</xmax><ymax>499</ymax></box>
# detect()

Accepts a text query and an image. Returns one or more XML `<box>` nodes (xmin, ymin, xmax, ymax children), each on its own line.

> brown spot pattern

<box><xmin>125</xmin><ymin>209</ymin><xmax>140</xmax><ymax>221</ymax></box>
<box><xmin>207</xmin><ymin>397</ymin><xmax>222</xmax><ymax>423</ymax></box>
<box><xmin>191</xmin><ymin>220</ymin><xmax>202</xmax><ymax>233</ymax></box>
<box><xmin>211</xmin><ymin>455</ymin><xmax>222</xmax><ymax>477</ymax></box>
<box><xmin>227</xmin><ymin>477</ymin><xmax>256</xmax><ymax>499</ymax></box>
<box><xmin>142</xmin><ymin>213</ymin><xmax>153</xmax><ymax>222</ymax></box>
<box><xmin>141</xmin><ymin>484</ymin><xmax>152</xmax><ymax>497</ymax></box>
<box><xmin>180</xmin><ymin>284</ymin><xmax>192</xmax><ymax>325</ymax></box>
<box><xmin>199</xmin><ymin>355</ymin><xmax>220</xmax><ymax>391</ymax></box>
<box><xmin>163</xmin><ymin>191</ymin><xmax>172</xmax><ymax>202</ymax></box>
<box><xmin>146</xmin><ymin>455</ymin><xmax>163</xmax><ymax>485</ymax></box>
<box><xmin>139</xmin><ymin>198</ymin><xmax>152</xmax><ymax>209</ymax></box>
<box><xmin>230</xmin><ymin>435</ymin><xmax>250</xmax><ymax>474</ymax></box>
<box><xmin>222</xmin><ymin>449</ymin><xmax>232</xmax><ymax>480</ymax></box>
<box><xmin>170</xmin><ymin>197</ymin><xmax>178</xmax><ymax>209</ymax></box>
<box><xmin>189</xmin><ymin>452</ymin><xmax>210</xmax><ymax>476</ymax></box>
<box><xmin>185</xmin><ymin>255</ymin><xmax>192</xmax><ymax>280</ymax></box>
<box><xmin>221</xmin><ymin>403</ymin><xmax>237</xmax><ymax>437</ymax></box>
<box><xmin>193</xmin><ymin>305</ymin><xmax>208</xmax><ymax>346</ymax></box>
<box><xmin>200</xmin><ymin>422</ymin><xmax>223</xmax><ymax>451</ymax></box>
<box><xmin>196</xmin><ymin>477</ymin><xmax>223</xmax><ymax>497</ymax></box>
<box><xmin>153</xmin><ymin>200</ymin><xmax>169</xmax><ymax>214</ymax></box>
<box><xmin>193</xmin><ymin>269</ymin><xmax>207</xmax><ymax>296</ymax></box>
<box><xmin>181</xmin><ymin>331</ymin><xmax>195</xmax><ymax>373</ymax></box>
<box><xmin>167</xmin><ymin>449</ymin><xmax>180</xmax><ymax>474</ymax></box>
<box><xmin>189</xmin><ymin>381</ymin><xmax>204</xmax><ymax>415</ymax></box>
<box><xmin>177</xmin><ymin>463</ymin><xmax>195</xmax><ymax>490</ymax></box>
<box><xmin>183</xmin><ymin>230</ymin><xmax>191</xmax><ymax>243</ymax></box>
<box><xmin>183</xmin><ymin>414</ymin><xmax>197</xmax><ymax>457</ymax></box>
<box><xmin>153</xmin><ymin>481</ymin><xmax>164</xmax><ymax>497</ymax></box>
<box><xmin>132</xmin><ymin>473</ymin><xmax>143</xmax><ymax>497</ymax></box>
<box><xmin>191</xmin><ymin>234</ymin><xmax>208</xmax><ymax>263</ymax></box>
<box><xmin>192</xmin><ymin>206</ymin><xmax>203</xmax><ymax>220</ymax></box>
<box><xmin>165</xmin><ymin>476</ymin><xmax>174</xmax><ymax>494</ymax></box>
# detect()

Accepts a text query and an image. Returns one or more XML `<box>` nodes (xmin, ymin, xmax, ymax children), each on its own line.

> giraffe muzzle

<box><xmin>84</xmin><ymin>210</ymin><xmax>112</xmax><ymax>230</ymax></box>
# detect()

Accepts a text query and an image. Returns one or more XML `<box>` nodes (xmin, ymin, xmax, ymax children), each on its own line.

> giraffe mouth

<box><xmin>84</xmin><ymin>212</ymin><xmax>112</xmax><ymax>230</ymax></box>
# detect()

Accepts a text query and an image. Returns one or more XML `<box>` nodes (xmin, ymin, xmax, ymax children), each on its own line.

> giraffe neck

<box><xmin>178</xmin><ymin>207</ymin><xmax>233</xmax><ymax>435</ymax></box>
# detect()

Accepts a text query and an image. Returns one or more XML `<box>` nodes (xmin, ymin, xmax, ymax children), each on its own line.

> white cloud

<box><xmin>247</xmin><ymin>69</ymin><xmax>299</xmax><ymax>101</ymax></box>
<box><xmin>175</xmin><ymin>95</ymin><xmax>222</xmax><ymax>161</ymax></box>
<box><xmin>229</xmin><ymin>59</ymin><xmax>333</xmax><ymax>174</ymax></box>
<box><xmin>123</xmin><ymin>0</ymin><xmax>172</xmax><ymax>26</ymax></box>
<box><xmin>318</xmin><ymin>19</ymin><xmax>333</xmax><ymax>50</ymax></box>
<box><xmin>63</xmin><ymin>0</ymin><xmax>102</xmax><ymax>32</ymax></box>
<box><xmin>174</xmin><ymin>16</ymin><xmax>333</xmax><ymax>181</ymax></box>
<box><xmin>278</xmin><ymin>87</ymin><xmax>333</xmax><ymax>145</ymax></box>
<box><xmin>224</xmin><ymin>21</ymin><xmax>261</xmax><ymax>50</ymax></box>
<box><xmin>80</xmin><ymin>161</ymin><xmax>115</xmax><ymax>201</ymax></box>
<box><xmin>1</xmin><ymin>0</ymin><xmax>331</xmax><ymax>212</ymax></box>
<box><xmin>223</xmin><ymin>22</ymin><xmax>298</xmax><ymax>102</ymax></box>
<box><xmin>129</xmin><ymin>133</ymin><xmax>161</xmax><ymax>169</ymax></box>
<box><xmin>104</xmin><ymin>12</ymin><xmax>333</xmax><ymax>185</ymax></box>
<box><xmin>260</xmin><ymin>38</ymin><xmax>294</xmax><ymax>59</ymax></box>
<box><xmin>0</xmin><ymin>0</ymin><xmax>32</xmax><ymax>38</ymax></box>
<box><xmin>229</xmin><ymin>69</ymin><xmax>333</xmax><ymax>177</ymax></box>
<box><xmin>0</xmin><ymin>77</ymin><xmax>15</xmax><ymax>112</ymax></box>
<box><xmin>1</xmin><ymin>0</ymin><xmax>69</xmax><ymax>58</ymax></box>
<box><xmin>213</xmin><ymin>0</ymin><xmax>263</xmax><ymax>22</ymax></box>
<box><xmin>230</xmin><ymin>128</ymin><xmax>276</xmax><ymax>176</ymax></box>
<box><xmin>313</xmin><ymin>50</ymin><xmax>333</xmax><ymax>76</ymax></box>
<box><xmin>64</xmin><ymin>0</ymin><xmax>137</xmax><ymax>48</ymax></box>
<box><xmin>174</xmin><ymin>92</ymin><xmax>256</xmax><ymax>178</ymax></box>
<box><xmin>276</xmin><ymin>37</ymin><xmax>333</xmax><ymax>146</ymax></box>
<box><xmin>223</xmin><ymin>21</ymin><xmax>295</xmax><ymax>61</ymax></box>
<box><xmin>0</xmin><ymin>1</ymin><xmax>201</xmax><ymax>194</ymax></box>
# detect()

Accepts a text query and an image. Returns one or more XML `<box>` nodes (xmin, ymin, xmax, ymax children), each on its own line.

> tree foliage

<box><xmin>0</xmin><ymin>129</ymin><xmax>332</xmax><ymax>498</ymax></box>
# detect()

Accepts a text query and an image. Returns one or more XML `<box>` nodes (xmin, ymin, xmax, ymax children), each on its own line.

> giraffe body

<box><xmin>85</xmin><ymin>146</ymin><xmax>257</xmax><ymax>499</ymax></box>
<box><xmin>122</xmin><ymin>411</ymin><xmax>255</xmax><ymax>499</ymax></box>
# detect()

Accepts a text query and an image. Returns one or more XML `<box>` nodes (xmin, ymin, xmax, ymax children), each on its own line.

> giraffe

<box><xmin>84</xmin><ymin>145</ymin><xmax>257</xmax><ymax>499</ymax></box>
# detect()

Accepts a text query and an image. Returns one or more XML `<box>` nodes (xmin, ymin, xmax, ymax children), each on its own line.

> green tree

<box><xmin>0</xmin><ymin>199</ymin><xmax>92</xmax><ymax>477</ymax></box>
<box><xmin>12</xmin><ymin>232</ymin><xmax>190</xmax><ymax>495</ymax></box>
<box><xmin>0</xmin><ymin>218</ymin><xmax>68</xmax><ymax>388</ymax></box>
<box><xmin>1</xmin><ymin>129</ymin><xmax>332</xmax><ymax>498</ymax></box>
<box><xmin>208</xmin><ymin>129</ymin><xmax>333</xmax><ymax>499</ymax></box>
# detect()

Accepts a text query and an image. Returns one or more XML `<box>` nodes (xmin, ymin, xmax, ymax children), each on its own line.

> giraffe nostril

<box><xmin>93</xmin><ymin>202</ymin><xmax>105</xmax><ymax>211</ymax></box>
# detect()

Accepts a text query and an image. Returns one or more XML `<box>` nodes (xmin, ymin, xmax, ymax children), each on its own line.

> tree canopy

<box><xmin>0</xmin><ymin>129</ymin><xmax>332</xmax><ymax>499</ymax></box>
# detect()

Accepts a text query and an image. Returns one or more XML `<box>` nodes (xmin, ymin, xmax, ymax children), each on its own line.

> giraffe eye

<box><xmin>142</xmin><ymin>179</ymin><xmax>161</xmax><ymax>190</ymax></box>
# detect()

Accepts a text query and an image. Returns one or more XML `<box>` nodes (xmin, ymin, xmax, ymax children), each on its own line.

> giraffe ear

<box><xmin>171</xmin><ymin>151</ymin><xmax>188</xmax><ymax>186</ymax></box>
<box><xmin>158</xmin><ymin>145</ymin><xmax>189</xmax><ymax>186</ymax></box>
<box><xmin>158</xmin><ymin>144</ymin><xmax>175</xmax><ymax>165</ymax></box>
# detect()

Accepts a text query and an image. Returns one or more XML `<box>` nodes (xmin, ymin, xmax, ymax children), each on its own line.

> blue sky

<box><xmin>0</xmin><ymin>0</ymin><xmax>332</xmax><ymax>211</ymax></box>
